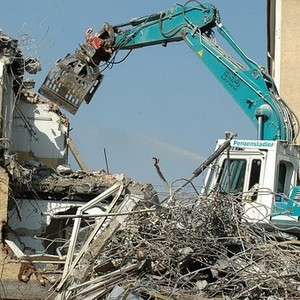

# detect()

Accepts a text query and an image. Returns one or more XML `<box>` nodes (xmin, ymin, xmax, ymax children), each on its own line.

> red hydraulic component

<box><xmin>85</xmin><ymin>28</ymin><xmax>104</xmax><ymax>50</ymax></box>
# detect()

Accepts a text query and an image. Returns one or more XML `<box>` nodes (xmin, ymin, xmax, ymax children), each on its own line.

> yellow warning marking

<box><xmin>198</xmin><ymin>49</ymin><xmax>204</xmax><ymax>56</ymax></box>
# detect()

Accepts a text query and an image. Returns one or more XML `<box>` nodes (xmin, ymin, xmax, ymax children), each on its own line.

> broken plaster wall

<box><xmin>12</xmin><ymin>100</ymin><xmax>69</xmax><ymax>167</ymax></box>
<box><xmin>0</xmin><ymin>31</ymin><xmax>69</xmax><ymax>168</ymax></box>
<box><xmin>0</xmin><ymin>31</ymin><xmax>70</xmax><ymax>263</ymax></box>
<box><xmin>8</xmin><ymin>198</ymin><xmax>103</xmax><ymax>255</ymax></box>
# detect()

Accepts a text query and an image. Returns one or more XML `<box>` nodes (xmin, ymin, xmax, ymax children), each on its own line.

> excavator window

<box><xmin>277</xmin><ymin>161</ymin><xmax>288</xmax><ymax>195</ymax></box>
<box><xmin>248</xmin><ymin>159</ymin><xmax>261</xmax><ymax>190</ymax></box>
<box><xmin>217</xmin><ymin>159</ymin><xmax>246</xmax><ymax>194</ymax></box>
<box><xmin>247</xmin><ymin>159</ymin><xmax>262</xmax><ymax>201</ymax></box>
<box><xmin>276</xmin><ymin>160</ymin><xmax>294</xmax><ymax>201</ymax></box>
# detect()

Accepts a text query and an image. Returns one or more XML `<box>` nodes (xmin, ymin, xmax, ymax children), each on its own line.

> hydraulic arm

<box><xmin>39</xmin><ymin>2</ymin><xmax>298</xmax><ymax>142</ymax></box>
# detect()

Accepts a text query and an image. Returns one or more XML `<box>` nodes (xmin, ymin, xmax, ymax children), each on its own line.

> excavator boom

<box><xmin>39</xmin><ymin>2</ymin><xmax>297</xmax><ymax>142</ymax></box>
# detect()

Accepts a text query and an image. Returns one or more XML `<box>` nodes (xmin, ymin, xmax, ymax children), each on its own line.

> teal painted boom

<box><xmin>109</xmin><ymin>3</ymin><xmax>297</xmax><ymax>142</ymax></box>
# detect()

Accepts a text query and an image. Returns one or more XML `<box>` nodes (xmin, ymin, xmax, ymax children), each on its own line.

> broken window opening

<box><xmin>43</xmin><ymin>206</ymin><xmax>96</xmax><ymax>256</ymax></box>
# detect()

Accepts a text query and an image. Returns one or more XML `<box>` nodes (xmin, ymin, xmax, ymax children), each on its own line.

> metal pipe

<box><xmin>257</xmin><ymin>115</ymin><xmax>263</xmax><ymax>140</ymax></box>
<box><xmin>50</xmin><ymin>208</ymin><xmax>157</xmax><ymax>219</ymax></box>
<box><xmin>113</xmin><ymin>12</ymin><xmax>166</xmax><ymax>28</ymax></box>
<box><xmin>192</xmin><ymin>131</ymin><xmax>237</xmax><ymax>177</ymax></box>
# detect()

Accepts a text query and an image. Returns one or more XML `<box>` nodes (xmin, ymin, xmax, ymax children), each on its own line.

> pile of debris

<box><xmin>52</xmin><ymin>188</ymin><xmax>300</xmax><ymax>300</ymax></box>
<box><xmin>9</xmin><ymin>162</ymin><xmax>156</xmax><ymax>201</ymax></box>
<box><xmin>5</xmin><ymin>155</ymin><xmax>300</xmax><ymax>299</ymax></box>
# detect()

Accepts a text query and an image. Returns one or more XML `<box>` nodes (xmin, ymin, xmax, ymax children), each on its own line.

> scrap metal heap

<box><xmin>48</xmin><ymin>191</ymin><xmax>300</xmax><ymax>300</ymax></box>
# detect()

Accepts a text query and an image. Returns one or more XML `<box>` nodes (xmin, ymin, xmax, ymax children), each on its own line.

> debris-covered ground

<box><xmin>5</xmin><ymin>150</ymin><xmax>300</xmax><ymax>300</ymax></box>
<box><xmin>40</xmin><ymin>185</ymin><xmax>300</xmax><ymax>300</ymax></box>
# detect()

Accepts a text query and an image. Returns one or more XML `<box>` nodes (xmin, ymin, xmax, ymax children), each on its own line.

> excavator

<box><xmin>39</xmin><ymin>2</ymin><xmax>300</xmax><ymax>232</ymax></box>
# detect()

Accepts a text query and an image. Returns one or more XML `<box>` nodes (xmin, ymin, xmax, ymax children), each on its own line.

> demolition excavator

<box><xmin>39</xmin><ymin>2</ymin><xmax>300</xmax><ymax>231</ymax></box>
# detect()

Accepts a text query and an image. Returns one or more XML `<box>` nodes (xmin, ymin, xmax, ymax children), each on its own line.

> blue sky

<box><xmin>1</xmin><ymin>1</ymin><xmax>266</xmax><ymax>190</ymax></box>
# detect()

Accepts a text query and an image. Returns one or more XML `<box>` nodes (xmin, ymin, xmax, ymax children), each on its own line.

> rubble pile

<box><xmin>57</xmin><ymin>192</ymin><xmax>300</xmax><ymax>300</ymax></box>
<box><xmin>9</xmin><ymin>162</ymin><xmax>154</xmax><ymax>200</ymax></box>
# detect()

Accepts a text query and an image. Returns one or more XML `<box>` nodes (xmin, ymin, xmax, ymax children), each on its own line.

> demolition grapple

<box><xmin>39</xmin><ymin>24</ymin><xmax>115</xmax><ymax>114</ymax></box>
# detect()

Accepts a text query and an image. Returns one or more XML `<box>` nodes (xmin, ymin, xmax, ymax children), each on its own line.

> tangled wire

<box><xmin>65</xmin><ymin>192</ymin><xmax>300</xmax><ymax>299</ymax></box>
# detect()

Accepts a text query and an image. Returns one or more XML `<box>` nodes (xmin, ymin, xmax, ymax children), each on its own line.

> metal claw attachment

<box><xmin>39</xmin><ymin>53</ymin><xmax>103</xmax><ymax>115</ymax></box>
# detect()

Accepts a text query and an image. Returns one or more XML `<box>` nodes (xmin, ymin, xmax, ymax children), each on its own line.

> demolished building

<box><xmin>0</xmin><ymin>30</ymin><xmax>158</xmax><ymax>299</ymax></box>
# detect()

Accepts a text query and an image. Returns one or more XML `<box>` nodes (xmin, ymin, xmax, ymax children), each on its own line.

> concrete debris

<box><xmin>5</xmin><ymin>143</ymin><xmax>300</xmax><ymax>299</ymax></box>
<box><xmin>24</xmin><ymin>57</ymin><xmax>41</xmax><ymax>74</ymax></box>
<box><xmin>18</xmin><ymin>262</ymin><xmax>45</xmax><ymax>285</ymax></box>
<box><xmin>9</xmin><ymin>160</ymin><xmax>157</xmax><ymax>201</ymax></box>
<box><xmin>5</xmin><ymin>166</ymin><xmax>158</xmax><ymax>299</ymax></box>
<box><xmin>48</xmin><ymin>193</ymin><xmax>300</xmax><ymax>299</ymax></box>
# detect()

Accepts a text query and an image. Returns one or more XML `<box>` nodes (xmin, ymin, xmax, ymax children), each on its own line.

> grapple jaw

<box><xmin>38</xmin><ymin>50</ymin><xmax>103</xmax><ymax>115</ymax></box>
<box><xmin>38</xmin><ymin>23</ymin><xmax>115</xmax><ymax>114</ymax></box>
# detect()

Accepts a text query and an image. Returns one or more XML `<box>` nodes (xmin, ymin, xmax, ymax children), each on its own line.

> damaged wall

<box><xmin>0</xmin><ymin>30</ymin><xmax>70</xmax><ymax>299</ymax></box>
<box><xmin>0</xmin><ymin>60</ymin><xmax>15</xmax><ymax>144</ymax></box>
<box><xmin>12</xmin><ymin>100</ymin><xmax>69</xmax><ymax>167</ymax></box>
<box><xmin>0</xmin><ymin>30</ymin><xmax>69</xmax><ymax>167</ymax></box>
<box><xmin>8</xmin><ymin>198</ymin><xmax>104</xmax><ymax>255</ymax></box>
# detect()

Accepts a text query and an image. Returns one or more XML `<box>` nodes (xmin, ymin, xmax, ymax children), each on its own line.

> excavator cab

<box><xmin>203</xmin><ymin>139</ymin><xmax>300</xmax><ymax>232</ymax></box>
<box><xmin>203</xmin><ymin>140</ymin><xmax>266</xmax><ymax>200</ymax></box>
